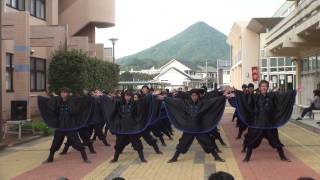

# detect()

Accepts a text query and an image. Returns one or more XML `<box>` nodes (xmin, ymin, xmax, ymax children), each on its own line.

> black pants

<box><xmin>176</xmin><ymin>133</ymin><xmax>215</xmax><ymax>154</ymax></box>
<box><xmin>236</xmin><ymin>120</ymin><xmax>247</xmax><ymax>138</ymax></box>
<box><xmin>64</xmin><ymin>127</ymin><xmax>92</xmax><ymax>148</ymax></box>
<box><xmin>232</xmin><ymin>111</ymin><xmax>237</xmax><ymax>121</ymax></box>
<box><xmin>89</xmin><ymin>123</ymin><xmax>107</xmax><ymax>141</ymax></box>
<box><xmin>50</xmin><ymin>130</ymin><xmax>85</xmax><ymax>152</ymax></box>
<box><xmin>114</xmin><ymin>134</ymin><xmax>143</xmax><ymax>152</ymax></box>
<box><xmin>141</xmin><ymin>130</ymin><xmax>157</xmax><ymax>146</ymax></box>
<box><xmin>301</xmin><ymin>104</ymin><xmax>320</xmax><ymax>118</ymax></box>
<box><xmin>245</xmin><ymin>128</ymin><xmax>283</xmax><ymax>149</ymax></box>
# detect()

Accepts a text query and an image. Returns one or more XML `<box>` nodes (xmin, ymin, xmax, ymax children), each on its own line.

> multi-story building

<box><xmin>228</xmin><ymin>0</ymin><xmax>297</xmax><ymax>91</ymax></box>
<box><xmin>216</xmin><ymin>59</ymin><xmax>231</xmax><ymax>86</ymax></box>
<box><xmin>227</xmin><ymin>21</ymin><xmax>260</xmax><ymax>89</ymax></box>
<box><xmin>1</xmin><ymin>0</ymin><xmax>115</xmax><ymax>121</ymax></box>
<box><xmin>263</xmin><ymin>0</ymin><xmax>320</xmax><ymax>105</ymax></box>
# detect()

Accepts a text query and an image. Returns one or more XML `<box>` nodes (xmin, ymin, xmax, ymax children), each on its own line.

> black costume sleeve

<box><xmin>38</xmin><ymin>96</ymin><xmax>59</xmax><ymax>129</ymax></box>
<box><xmin>234</xmin><ymin>90</ymin><xmax>296</xmax><ymax>128</ymax></box>
<box><xmin>150</xmin><ymin>98</ymin><xmax>164</xmax><ymax>123</ymax></box>
<box><xmin>87</xmin><ymin>96</ymin><xmax>105</xmax><ymax>125</ymax></box>
<box><xmin>37</xmin><ymin>96</ymin><xmax>92</xmax><ymax>131</ymax></box>
<box><xmin>204</xmin><ymin>90</ymin><xmax>223</xmax><ymax>99</ymax></box>
<box><xmin>101</xmin><ymin>95</ymin><xmax>154</xmax><ymax>134</ymax></box>
<box><xmin>233</xmin><ymin>90</ymin><xmax>254</xmax><ymax>126</ymax></box>
<box><xmin>163</xmin><ymin>96</ymin><xmax>226</xmax><ymax>133</ymax></box>
<box><xmin>271</xmin><ymin>91</ymin><xmax>296</xmax><ymax>127</ymax></box>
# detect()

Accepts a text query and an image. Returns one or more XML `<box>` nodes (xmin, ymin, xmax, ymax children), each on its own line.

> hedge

<box><xmin>49</xmin><ymin>49</ymin><xmax>119</xmax><ymax>94</ymax></box>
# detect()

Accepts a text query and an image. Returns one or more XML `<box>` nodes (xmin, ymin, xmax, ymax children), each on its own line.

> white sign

<box><xmin>288</xmin><ymin>76</ymin><xmax>293</xmax><ymax>83</ymax></box>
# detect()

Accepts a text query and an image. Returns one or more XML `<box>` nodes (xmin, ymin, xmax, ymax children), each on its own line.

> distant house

<box><xmin>121</xmin><ymin>59</ymin><xmax>219</xmax><ymax>89</ymax></box>
<box><xmin>152</xmin><ymin>59</ymin><xmax>216</xmax><ymax>89</ymax></box>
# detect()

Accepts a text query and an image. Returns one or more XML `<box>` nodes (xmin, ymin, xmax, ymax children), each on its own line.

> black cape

<box><xmin>88</xmin><ymin>96</ymin><xmax>105</xmax><ymax>125</ymax></box>
<box><xmin>204</xmin><ymin>90</ymin><xmax>223</xmax><ymax>99</ymax></box>
<box><xmin>101</xmin><ymin>95</ymin><xmax>154</xmax><ymax>134</ymax></box>
<box><xmin>163</xmin><ymin>96</ymin><xmax>226</xmax><ymax>133</ymax></box>
<box><xmin>234</xmin><ymin>90</ymin><xmax>296</xmax><ymax>129</ymax></box>
<box><xmin>37</xmin><ymin>96</ymin><xmax>92</xmax><ymax>131</ymax></box>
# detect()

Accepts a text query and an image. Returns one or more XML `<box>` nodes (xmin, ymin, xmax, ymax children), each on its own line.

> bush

<box><xmin>87</xmin><ymin>57</ymin><xmax>119</xmax><ymax>91</ymax></box>
<box><xmin>48</xmin><ymin>48</ymin><xmax>119</xmax><ymax>94</ymax></box>
<box><xmin>119</xmin><ymin>72</ymin><xmax>156</xmax><ymax>81</ymax></box>
<box><xmin>22</xmin><ymin>121</ymin><xmax>54</xmax><ymax>136</ymax></box>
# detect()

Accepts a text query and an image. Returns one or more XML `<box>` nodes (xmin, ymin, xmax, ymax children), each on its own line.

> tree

<box><xmin>119</xmin><ymin>72</ymin><xmax>156</xmax><ymax>81</ymax></box>
<box><xmin>49</xmin><ymin>49</ymin><xmax>89</xmax><ymax>94</ymax></box>
<box><xmin>48</xmin><ymin>49</ymin><xmax>119</xmax><ymax>94</ymax></box>
<box><xmin>87</xmin><ymin>57</ymin><xmax>119</xmax><ymax>91</ymax></box>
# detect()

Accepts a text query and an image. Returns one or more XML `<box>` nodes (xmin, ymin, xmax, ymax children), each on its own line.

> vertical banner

<box><xmin>252</xmin><ymin>66</ymin><xmax>260</xmax><ymax>82</ymax></box>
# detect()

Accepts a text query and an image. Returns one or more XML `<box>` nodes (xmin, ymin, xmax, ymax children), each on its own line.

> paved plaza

<box><xmin>1</xmin><ymin>110</ymin><xmax>320</xmax><ymax>180</ymax></box>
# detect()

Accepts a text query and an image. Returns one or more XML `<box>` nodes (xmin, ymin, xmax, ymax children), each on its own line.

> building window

<box><xmin>270</xmin><ymin>58</ymin><xmax>277</xmax><ymax>67</ymax></box>
<box><xmin>30</xmin><ymin>57</ymin><xmax>46</xmax><ymax>91</ymax></box>
<box><xmin>29</xmin><ymin>0</ymin><xmax>45</xmax><ymax>20</ymax></box>
<box><xmin>317</xmin><ymin>54</ymin><xmax>320</xmax><ymax>69</ymax></box>
<box><xmin>270</xmin><ymin>68</ymin><xmax>278</xmax><ymax>72</ymax></box>
<box><xmin>6</xmin><ymin>53</ymin><xmax>14</xmax><ymax>92</ymax></box>
<box><xmin>302</xmin><ymin>58</ymin><xmax>309</xmax><ymax>72</ymax></box>
<box><xmin>261</xmin><ymin>59</ymin><xmax>267</xmax><ymax>67</ymax></box>
<box><xmin>278</xmin><ymin>58</ymin><xmax>285</xmax><ymax>67</ymax></box>
<box><xmin>285</xmin><ymin>67</ymin><xmax>293</xmax><ymax>71</ymax></box>
<box><xmin>308</xmin><ymin>56</ymin><xmax>316</xmax><ymax>71</ymax></box>
<box><xmin>261</xmin><ymin>68</ymin><xmax>267</xmax><ymax>72</ymax></box>
<box><xmin>6</xmin><ymin>0</ymin><xmax>25</xmax><ymax>10</ymax></box>
<box><xmin>285</xmin><ymin>58</ymin><xmax>293</xmax><ymax>66</ymax></box>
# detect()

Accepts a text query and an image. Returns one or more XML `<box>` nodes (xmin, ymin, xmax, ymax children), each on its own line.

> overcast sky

<box><xmin>96</xmin><ymin>0</ymin><xmax>285</xmax><ymax>59</ymax></box>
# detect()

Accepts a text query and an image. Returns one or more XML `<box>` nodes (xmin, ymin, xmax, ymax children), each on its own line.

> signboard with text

<box><xmin>252</xmin><ymin>66</ymin><xmax>260</xmax><ymax>82</ymax></box>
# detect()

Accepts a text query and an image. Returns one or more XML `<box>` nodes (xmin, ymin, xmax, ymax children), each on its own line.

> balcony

<box><xmin>264</xmin><ymin>0</ymin><xmax>320</xmax><ymax>57</ymax></box>
<box><xmin>58</xmin><ymin>0</ymin><xmax>115</xmax><ymax>37</ymax></box>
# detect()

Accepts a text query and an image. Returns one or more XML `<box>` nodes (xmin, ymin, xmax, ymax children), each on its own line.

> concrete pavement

<box><xmin>0</xmin><ymin>111</ymin><xmax>320</xmax><ymax>180</ymax></box>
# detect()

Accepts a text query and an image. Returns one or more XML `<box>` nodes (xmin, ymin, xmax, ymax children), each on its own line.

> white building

<box><xmin>121</xmin><ymin>59</ymin><xmax>231</xmax><ymax>90</ymax></box>
<box><xmin>153</xmin><ymin>59</ymin><xmax>205</xmax><ymax>89</ymax></box>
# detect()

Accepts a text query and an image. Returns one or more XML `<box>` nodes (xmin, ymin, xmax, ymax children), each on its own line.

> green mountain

<box><xmin>118</xmin><ymin>21</ymin><xmax>230</xmax><ymax>70</ymax></box>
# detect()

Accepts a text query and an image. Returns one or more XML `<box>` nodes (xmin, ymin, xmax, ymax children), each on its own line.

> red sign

<box><xmin>252</xmin><ymin>67</ymin><xmax>260</xmax><ymax>82</ymax></box>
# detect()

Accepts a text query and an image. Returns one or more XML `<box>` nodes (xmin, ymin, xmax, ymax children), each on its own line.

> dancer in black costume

<box><xmin>232</xmin><ymin>80</ymin><xmax>297</xmax><ymax>162</ymax></box>
<box><xmin>38</xmin><ymin>88</ymin><xmax>92</xmax><ymax>163</ymax></box>
<box><xmin>158</xmin><ymin>89</ymin><xmax>227</xmax><ymax>163</ymax></box>
<box><xmin>87</xmin><ymin>90</ymin><xmax>111</xmax><ymax>146</ymax></box>
<box><xmin>101</xmin><ymin>90</ymin><xmax>155</xmax><ymax>163</ymax></box>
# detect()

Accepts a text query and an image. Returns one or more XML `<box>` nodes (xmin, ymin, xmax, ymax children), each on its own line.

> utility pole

<box><xmin>109</xmin><ymin>38</ymin><xmax>118</xmax><ymax>64</ymax></box>
<box><xmin>205</xmin><ymin>60</ymin><xmax>208</xmax><ymax>88</ymax></box>
<box><xmin>216</xmin><ymin>59</ymin><xmax>219</xmax><ymax>88</ymax></box>
<box><xmin>0</xmin><ymin>0</ymin><xmax>4</xmax><ymax>142</ymax></box>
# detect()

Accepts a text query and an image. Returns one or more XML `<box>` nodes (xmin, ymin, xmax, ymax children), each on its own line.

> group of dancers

<box><xmin>38</xmin><ymin>80</ymin><xmax>297</xmax><ymax>164</ymax></box>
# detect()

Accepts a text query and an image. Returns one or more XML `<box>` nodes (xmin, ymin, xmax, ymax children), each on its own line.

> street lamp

<box><xmin>109</xmin><ymin>38</ymin><xmax>118</xmax><ymax>64</ymax></box>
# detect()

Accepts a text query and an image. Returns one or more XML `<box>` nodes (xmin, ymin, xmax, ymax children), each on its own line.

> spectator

<box><xmin>56</xmin><ymin>177</ymin><xmax>69</xmax><ymax>180</ymax></box>
<box><xmin>241</xmin><ymin>84</ymin><xmax>248</xmax><ymax>92</ymax></box>
<box><xmin>297</xmin><ymin>177</ymin><xmax>315</xmax><ymax>180</ymax></box>
<box><xmin>208</xmin><ymin>171</ymin><xmax>234</xmax><ymax>180</ymax></box>
<box><xmin>296</xmin><ymin>89</ymin><xmax>320</xmax><ymax>120</ymax></box>
<box><xmin>112</xmin><ymin>177</ymin><xmax>125</xmax><ymax>180</ymax></box>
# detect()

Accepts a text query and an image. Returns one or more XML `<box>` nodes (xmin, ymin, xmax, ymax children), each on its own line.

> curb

<box><xmin>0</xmin><ymin>143</ymin><xmax>8</xmax><ymax>150</ymax></box>
<box><xmin>290</xmin><ymin>119</ymin><xmax>320</xmax><ymax>134</ymax></box>
<box><xmin>1</xmin><ymin>135</ymin><xmax>46</xmax><ymax>150</ymax></box>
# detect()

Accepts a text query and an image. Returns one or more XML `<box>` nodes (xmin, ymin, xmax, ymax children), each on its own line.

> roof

<box><xmin>154</xmin><ymin>67</ymin><xmax>201</xmax><ymax>81</ymax></box>
<box><xmin>196</xmin><ymin>66</ymin><xmax>217</xmax><ymax>72</ymax></box>
<box><xmin>247</xmin><ymin>17</ymin><xmax>284</xmax><ymax>33</ymax></box>
<box><xmin>159</xmin><ymin>59</ymin><xmax>191</xmax><ymax>71</ymax></box>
